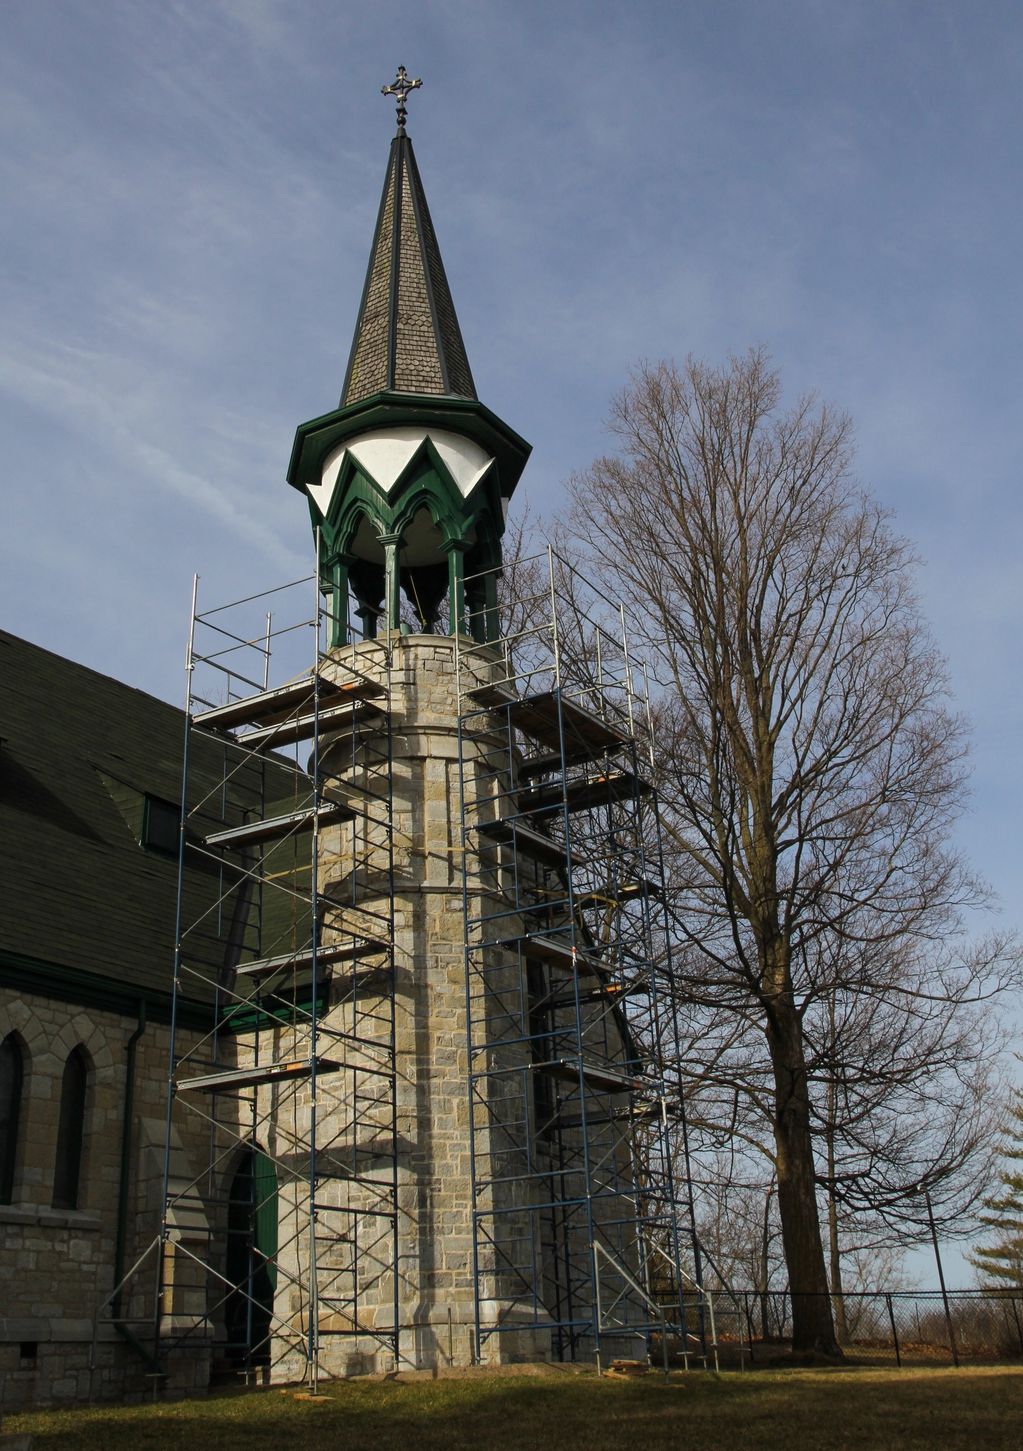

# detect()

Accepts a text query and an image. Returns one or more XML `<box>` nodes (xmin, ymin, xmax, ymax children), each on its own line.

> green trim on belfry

<box><xmin>287</xmin><ymin>390</ymin><xmax>531</xmax><ymax>504</ymax></box>
<box><xmin>0</xmin><ymin>949</ymin><xmax>212</xmax><ymax>1031</ymax></box>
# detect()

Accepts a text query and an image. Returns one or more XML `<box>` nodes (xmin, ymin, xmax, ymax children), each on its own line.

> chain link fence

<box><xmin>675</xmin><ymin>1289</ymin><xmax>1023</xmax><ymax>1368</ymax></box>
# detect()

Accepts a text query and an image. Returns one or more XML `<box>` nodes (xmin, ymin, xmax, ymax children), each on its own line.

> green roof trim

<box><xmin>287</xmin><ymin>390</ymin><xmax>531</xmax><ymax>503</ymax></box>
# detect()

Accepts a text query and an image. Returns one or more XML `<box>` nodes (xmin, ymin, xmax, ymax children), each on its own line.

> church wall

<box><xmin>0</xmin><ymin>988</ymin><xmax>211</xmax><ymax>1409</ymax></box>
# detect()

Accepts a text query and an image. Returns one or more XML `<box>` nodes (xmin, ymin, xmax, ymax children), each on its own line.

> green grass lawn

<box><xmin>7</xmin><ymin>1365</ymin><xmax>1023</xmax><ymax>1451</ymax></box>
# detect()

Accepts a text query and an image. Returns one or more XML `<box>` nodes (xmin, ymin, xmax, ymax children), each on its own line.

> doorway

<box><xmin>225</xmin><ymin>1146</ymin><xmax>277</xmax><ymax>1364</ymax></box>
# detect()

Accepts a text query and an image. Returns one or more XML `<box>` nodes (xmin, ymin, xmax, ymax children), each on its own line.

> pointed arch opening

<box><xmin>400</xmin><ymin>505</ymin><xmax>449</xmax><ymax>631</ymax></box>
<box><xmin>52</xmin><ymin>1044</ymin><xmax>89</xmax><ymax>1210</ymax></box>
<box><xmin>0</xmin><ymin>1033</ymin><xmax>26</xmax><ymax>1205</ymax></box>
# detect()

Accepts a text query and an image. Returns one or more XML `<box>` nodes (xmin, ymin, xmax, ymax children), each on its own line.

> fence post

<box><xmin>885</xmin><ymin>1294</ymin><xmax>901</xmax><ymax>1369</ymax></box>
<box><xmin>1010</xmin><ymin>1297</ymin><xmax>1023</xmax><ymax>1356</ymax></box>
<box><xmin>744</xmin><ymin>1291</ymin><xmax>755</xmax><ymax>1364</ymax></box>
<box><xmin>923</xmin><ymin>1190</ymin><xmax>959</xmax><ymax>1368</ymax></box>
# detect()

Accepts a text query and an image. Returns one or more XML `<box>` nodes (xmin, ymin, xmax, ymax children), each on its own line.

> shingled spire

<box><xmin>340</xmin><ymin>122</ymin><xmax>477</xmax><ymax>406</ymax></box>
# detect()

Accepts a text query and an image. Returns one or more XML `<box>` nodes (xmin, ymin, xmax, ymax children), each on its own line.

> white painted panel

<box><xmin>309</xmin><ymin>426</ymin><xmax>495</xmax><ymax>513</ymax></box>
<box><xmin>427</xmin><ymin>431</ymin><xmax>493</xmax><ymax>497</ymax></box>
<box><xmin>306</xmin><ymin>443</ymin><xmax>347</xmax><ymax>517</ymax></box>
<box><xmin>346</xmin><ymin>431</ymin><xmax>424</xmax><ymax>492</ymax></box>
<box><xmin>347</xmin><ymin>426</ymin><xmax>493</xmax><ymax>498</ymax></box>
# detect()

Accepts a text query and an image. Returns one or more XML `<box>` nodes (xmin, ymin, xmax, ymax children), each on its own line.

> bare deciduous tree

<box><xmin>811</xmin><ymin>931</ymin><xmax>1005</xmax><ymax>1276</ymax></box>
<box><xmin>567</xmin><ymin>350</ymin><xmax>1016</xmax><ymax>1354</ymax></box>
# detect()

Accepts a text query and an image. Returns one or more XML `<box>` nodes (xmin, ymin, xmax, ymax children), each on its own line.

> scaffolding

<box><xmin>141</xmin><ymin>564</ymin><xmax>400</xmax><ymax>1389</ymax></box>
<box><xmin>93</xmin><ymin>539</ymin><xmax>712</xmax><ymax>1392</ymax></box>
<box><xmin>455</xmin><ymin>548</ymin><xmax>702</xmax><ymax>1368</ymax></box>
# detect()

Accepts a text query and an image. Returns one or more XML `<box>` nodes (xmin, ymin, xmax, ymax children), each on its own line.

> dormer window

<box><xmin>141</xmin><ymin>794</ymin><xmax>179</xmax><ymax>856</ymax></box>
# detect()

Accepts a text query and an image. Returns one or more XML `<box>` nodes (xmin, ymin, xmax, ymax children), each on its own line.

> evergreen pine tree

<box><xmin>970</xmin><ymin>1092</ymin><xmax>1023</xmax><ymax>1287</ymax></box>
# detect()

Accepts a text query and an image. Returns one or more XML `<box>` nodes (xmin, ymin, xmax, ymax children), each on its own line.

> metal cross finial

<box><xmin>381</xmin><ymin>65</ymin><xmax>422</xmax><ymax>131</ymax></box>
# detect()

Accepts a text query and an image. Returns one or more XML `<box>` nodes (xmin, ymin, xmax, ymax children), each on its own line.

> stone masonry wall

<box><xmin>0</xmin><ymin>991</ymin><xmax>211</xmax><ymax>1408</ymax></box>
<box><xmin>259</xmin><ymin>635</ymin><xmax>551</xmax><ymax>1377</ymax></box>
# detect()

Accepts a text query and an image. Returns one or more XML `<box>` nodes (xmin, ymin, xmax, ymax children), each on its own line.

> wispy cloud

<box><xmin>1</xmin><ymin>0</ymin><xmax>1021</xmax><ymax>926</ymax></box>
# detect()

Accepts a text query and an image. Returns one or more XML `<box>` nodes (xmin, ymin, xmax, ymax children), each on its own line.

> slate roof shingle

<box><xmin>0</xmin><ymin>631</ymin><xmax>307</xmax><ymax>1006</ymax></box>
<box><xmin>341</xmin><ymin>129</ymin><xmax>477</xmax><ymax>407</ymax></box>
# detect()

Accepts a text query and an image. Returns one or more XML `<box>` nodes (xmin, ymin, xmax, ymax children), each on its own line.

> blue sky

<box><xmin>3</xmin><ymin>1</ymin><xmax>1021</xmax><ymax>1281</ymax></box>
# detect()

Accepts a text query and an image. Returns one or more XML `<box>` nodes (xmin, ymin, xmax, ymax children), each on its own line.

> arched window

<box><xmin>0</xmin><ymin>1033</ymin><xmax>25</xmax><ymax>1204</ymax></box>
<box><xmin>52</xmin><ymin>1046</ymin><xmax>88</xmax><ymax>1210</ymax></box>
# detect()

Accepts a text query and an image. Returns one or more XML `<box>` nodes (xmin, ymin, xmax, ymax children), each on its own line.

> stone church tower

<box><xmin>273</xmin><ymin>71</ymin><xmax>537</xmax><ymax>1375</ymax></box>
<box><xmin>157</xmin><ymin>69</ymin><xmax>688</xmax><ymax>1389</ymax></box>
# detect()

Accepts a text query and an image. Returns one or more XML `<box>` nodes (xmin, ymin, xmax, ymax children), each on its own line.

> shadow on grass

<box><xmin>8</xmin><ymin>1366</ymin><xmax>1023</xmax><ymax>1451</ymax></box>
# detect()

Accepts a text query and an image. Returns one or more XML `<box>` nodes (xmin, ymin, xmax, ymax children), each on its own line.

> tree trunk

<box><xmin>764</xmin><ymin>964</ymin><xmax>841</xmax><ymax>1356</ymax></box>
<box><xmin>759</xmin><ymin>1185</ymin><xmax>773</xmax><ymax>1340</ymax></box>
<box><xmin>825</xmin><ymin>1070</ymin><xmax>849</xmax><ymax>1344</ymax></box>
<box><xmin>827</xmin><ymin>1186</ymin><xmax>849</xmax><ymax>1344</ymax></box>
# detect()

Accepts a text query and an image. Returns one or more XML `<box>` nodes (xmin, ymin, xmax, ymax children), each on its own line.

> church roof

<box><xmin>340</xmin><ymin>128</ymin><xmax>477</xmax><ymax>407</ymax></box>
<box><xmin>0</xmin><ymin>631</ymin><xmax>196</xmax><ymax>1010</ymax></box>
<box><xmin>0</xmin><ymin>632</ymin><xmax>304</xmax><ymax>1019</ymax></box>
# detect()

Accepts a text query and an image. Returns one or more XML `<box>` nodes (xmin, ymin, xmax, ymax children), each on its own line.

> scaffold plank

<box><xmin>477</xmin><ymin>818</ymin><xmax>589</xmax><ymax>870</ymax></box>
<box><xmin>176</xmin><ymin>1056</ymin><xmax>342</xmax><ymax>1093</ymax></box>
<box><xmin>575</xmin><ymin>878</ymin><xmax>663</xmax><ymax>908</ymax></box>
<box><xmin>235</xmin><ymin>937</ymin><xmax>390</xmax><ymax>980</ymax></box>
<box><xmin>205</xmin><ymin>800</ymin><xmax>354</xmax><ymax>849</ymax></box>
<box><xmin>518</xmin><ymin>768</ymin><xmax>652</xmax><ymax>815</ymax></box>
<box><xmin>553</xmin><ymin>1100</ymin><xmax>665</xmax><ymax>1129</ymax></box>
<box><xmin>518</xmin><ymin>747</ymin><xmax>609</xmax><ymax>780</ymax></box>
<box><xmin>467</xmin><ymin>679</ymin><xmax>519</xmax><ymax>710</ymax></box>
<box><xmin>538</xmin><ymin>1058</ymin><xmax>642</xmax><ymax>1095</ymax></box>
<box><xmin>469</xmin><ymin>684</ymin><xmax>629</xmax><ymax>755</ymax></box>
<box><xmin>498</xmin><ymin>932</ymin><xmax>607</xmax><ymax>976</ymax></box>
<box><xmin>545</xmin><ymin>977</ymin><xmax>651</xmax><ymax>1009</ymax></box>
<box><xmin>236</xmin><ymin>700</ymin><xmax>385</xmax><ymax>749</ymax></box>
<box><xmin>194</xmin><ymin>673</ymin><xmax>385</xmax><ymax>733</ymax></box>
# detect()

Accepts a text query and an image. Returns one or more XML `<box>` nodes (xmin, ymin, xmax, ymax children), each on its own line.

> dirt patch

<box><xmin>374</xmin><ymin>1361</ymin><xmax>589</xmax><ymax>1382</ymax></box>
